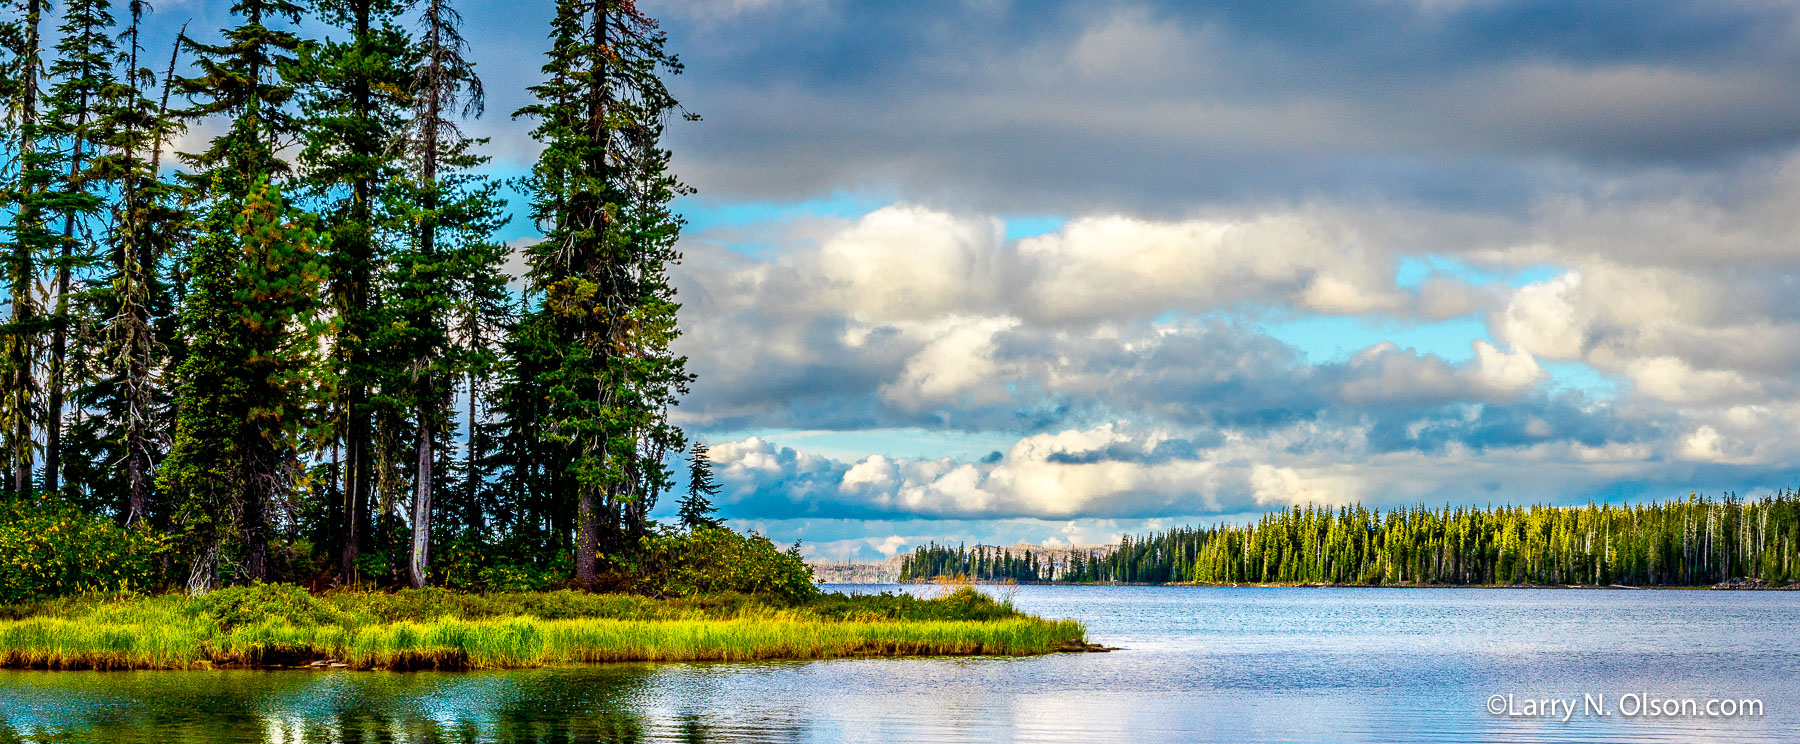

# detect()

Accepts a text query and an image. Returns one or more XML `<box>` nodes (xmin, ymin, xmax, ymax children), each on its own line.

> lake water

<box><xmin>2</xmin><ymin>585</ymin><xmax>1797</xmax><ymax>743</ymax></box>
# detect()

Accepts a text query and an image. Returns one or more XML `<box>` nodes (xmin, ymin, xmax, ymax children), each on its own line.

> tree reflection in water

<box><xmin>0</xmin><ymin>667</ymin><xmax>675</xmax><ymax>743</ymax></box>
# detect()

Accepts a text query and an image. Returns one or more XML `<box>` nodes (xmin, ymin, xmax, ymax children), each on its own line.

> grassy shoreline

<box><xmin>0</xmin><ymin>586</ymin><xmax>1087</xmax><ymax>671</ymax></box>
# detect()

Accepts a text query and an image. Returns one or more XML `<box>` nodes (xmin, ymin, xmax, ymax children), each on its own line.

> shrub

<box><xmin>200</xmin><ymin>583</ymin><xmax>341</xmax><ymax>630</ymax></box>
<box><xmin>436</xmin><ymin>533</ymin><xmax>571</xmax><ymax>593</ymax></box>
<box><xmin>629</xmin><ymin>527</ymin><xmax>818</xmax><ymax>602</ymax></box>
<box><xmin>0</xmin><ymin>497</ymin><xmax>170</xmax><ymax>603</ymax></box>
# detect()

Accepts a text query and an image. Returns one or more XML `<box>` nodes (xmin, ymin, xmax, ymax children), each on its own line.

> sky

<box><xmin>133</xmin><ymin>0</ymin><xmax>1800</xmax><ymax>560</ymax></box>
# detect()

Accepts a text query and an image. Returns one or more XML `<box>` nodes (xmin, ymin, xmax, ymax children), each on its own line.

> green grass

<box><xmin>0</xmin><ymin>587</ymin><xmax>1086</xmax><ymax>670</ymax></box>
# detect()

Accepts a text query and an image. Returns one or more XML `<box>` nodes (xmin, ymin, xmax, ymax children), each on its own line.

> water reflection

<box><xmin>1</xmin><ymin>668</ymin><xmax>660</xmax><ymax>744</ymax></box>
<box><xmin>3</xmin><ymin>587</ymin><xmax>1799</xmax><ymax>743</ymax></box>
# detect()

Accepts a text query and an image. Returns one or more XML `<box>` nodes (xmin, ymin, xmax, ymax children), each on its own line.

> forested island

<box><xmin>0</xmin><ymin>0</ymin><xmax>1087</xmax><ymax>667</ymax></box>
<box><xmin>900</xmin><ymin>494</ymin><xmax>1800</xmax><ymax>587</ymax></box>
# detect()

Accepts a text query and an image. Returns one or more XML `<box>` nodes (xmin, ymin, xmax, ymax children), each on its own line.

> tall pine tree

<box><xmin>65</xmin><ymin>0</ymin><xmax>187</xmax><ymax>523</ymax></box>
<box><xmin>40</xmin><ymin>0</ymin><xmax>119</xmax><ymax>496</ymax></box>
<box><xmin>1</xmin><ymin>0</ymin><xmax>49</xmax><ymax>498</ymax></box>
<box><xmin>161</xmin><ymin>0</ymin><xmax>320</xmax><ymax>592</ymax></box>
<box><xmin>386</xmin><ymin>0</ymin><xmax>508</xmax><ymax>587</ymax></box>
<box><xmin>295</xmin><ymin>0</ymin><xmax>412</xmax><ymax>585</ymax></box>
<box><xmin>509</xmin><ymin>0</ymin><xmax>692</xmax><ymax>585</ymax></box>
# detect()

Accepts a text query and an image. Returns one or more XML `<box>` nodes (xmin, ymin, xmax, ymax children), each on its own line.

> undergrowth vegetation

<box><xmin>0</xmin><ymin>499</ymin><xmax>169</xmax><ymax>603</ymax></box>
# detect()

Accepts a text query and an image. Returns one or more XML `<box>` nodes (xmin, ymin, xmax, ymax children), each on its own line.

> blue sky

<box><xmin>131</xmin><ymin>0</ymin><xmax>1800</xmax><ymax>560</ymax></box>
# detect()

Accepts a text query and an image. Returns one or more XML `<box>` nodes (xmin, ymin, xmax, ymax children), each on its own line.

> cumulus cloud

<box><xmin>672</xmin><ymin>205</ymin><xmax>1528</xmax><ymax>428</ymax></box>
<box><xmin>1492</xmin><ymin>257</ymin><xmax>1800</xmax><ymax>408</ymax></box>
<box><xmin>1015</xmin><ymin>214</ymin><xmax>1407</xmax><ymax>322</ymax></box>
<box><xmin>879</xmin><ymin>315</ymin><xmax>1020</xmax><ymax>412</ymax></box>
<box><xmin>708</xmin><ymin>424</ymin><xmax>1224</xmax><ymax>519</ymax></box>
<box><xmin>702</xmin><ymin>412</ymin><xmax>1705</xmax><ymax>522</ymax></box>
<box><xmin>817</xmin><ymin>207</ymin><xmax>1003</xmax><ymax>321</ymax></box>
<box><xmin>1250</xmin><ymin>465</ymin><xmax>1362</xmax><ymax>508</ymax></box>
<box><xmin>667</xmin><ymin>182</ymin><xmax>1800</xmax><ymax>539</ymax></box>
<box><xmin>1494</xmin><ymin>272</ymin><xmax>1587</xmax><ymax>360</ymax></box>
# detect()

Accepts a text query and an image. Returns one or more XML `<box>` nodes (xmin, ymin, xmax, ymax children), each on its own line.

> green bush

<box><xmin>436</xmin><ymin>533</ymin><xmax>571</xmax><ymax>593</ymax></box>
<box><xmin>629</xmin><ymin>527</ymin><xmax>818</xmax><ymax>602</ymax></box>
<box><xmin>0</xmin><ymin>498</ymin><xmax>169</xmax><ymax>603</ymax></box>
<box><xmin>200</xmin><ymin>582</ymin><xmax>341</xmax><ymax>630</ymax></box>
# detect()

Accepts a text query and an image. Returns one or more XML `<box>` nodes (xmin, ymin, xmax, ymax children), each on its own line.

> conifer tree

<box><xmin>387</xmin><ymin>0</ymin><xmax>507</xmax><ymax>587</ymax></box>
<box><xmin>679</xmin><ymin>442</ymin><xmax>720</xmax><ymax>530</ymax></box>
<box><xmin>1</xmin><ymin>0</ymin><xmax>49</xmax><ymax>498</ymax></box>
<box><xmin>295</xmin><ymin>0</ymin><xmax>413</xmax><ymax>584</ymax></box>
<box><xmin>161</xmin><ymin>0</ymin><xmax>319</xmax><ymax>592</ymax></box>
<box><xmin>483</xmin><ymin>303</ymin><xmax>563</xmax><ymax>547</ymax></box>
<box><xmin>41</xmin><ymin>0</ymin><xmax>119</xmax><ymax>496</ymax></box>
<box><xmin>65</xmin><ymin>0</ymin><xmax>186</xmax><ymax>523</ymax></box>
<box><xmin>510</xmin><ymin>0</ymin><xmax>694</xmax><ymax>585</ymax></box>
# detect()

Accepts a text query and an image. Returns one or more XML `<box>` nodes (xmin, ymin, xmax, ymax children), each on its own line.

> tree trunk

<box><xmin>568</xmin><ymin>0</ymin><xmax>610</xmax><ymax>589</ymax></box>
<box><xmin>409</xmin><ymin>417</ymin><xmax>432</xmax><ymax>588</ymax></box>
<box><xmin>186</xmin><ymin>537</ymin><xmax>219</xmax><ymax>595</ymax></box>
<box><xmin>341</xmin><ymin>431</ymin><xmax>364</xmax><ymax>581</ymax></box>
<box><xmin>340</xmin><ymin>0</ymin><xmax>376</xmax><ymax>587</ymax></box>
<box><xmin>46</xmin><ymin>131</ymin><xmax>85</xmax><ymax>496</ymax></box>
<box><xmin>576</xmin><ymin>484</ymin><xmax>598</xmax><ymax>586</ymax></box>
<box><xmin>245</xmin><ymin>478</ymin><xmax>268</xmax><ymax>582</ymax></box>
<box><xmin>411</xmin><ymin>0</ymin><xmax>442</xmax><ymax>591</ymax></box>
<box><xmin>124</xmin><ymin>354</ymin><xmax>149</xmax><ymax>521</ymax></box>
<box><xmin>465</xmin><ymin>370</ymin><xmax>483</xmax><ymax>533</ymax></box>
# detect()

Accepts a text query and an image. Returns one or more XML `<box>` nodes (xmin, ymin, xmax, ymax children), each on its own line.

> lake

<box><xmin>2</xmin><ymin>585</ymin><xmax>1797</xmax><ymax>742</ymax></box>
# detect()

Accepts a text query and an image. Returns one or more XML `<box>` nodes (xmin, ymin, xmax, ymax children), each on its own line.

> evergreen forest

<box><xmin>900</xmin><ymin>494</ymin><xmax>1800</xmax><ymax>587</ymax></box>
<box><xmin>0</xmin><ymin>0</ymin><xmax>778</xmax><ymax>600</ymax></box>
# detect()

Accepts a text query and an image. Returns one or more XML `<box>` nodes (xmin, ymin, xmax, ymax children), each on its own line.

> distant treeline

<box><xmin>900</xmin><ymin>545</ymin><xmax>1050</xmax><ymax>584</ymax></box>
<box><xmin>900</xmin><ymin>494</ymin><xmax>1800</xmax><ymax>587</ymax></box>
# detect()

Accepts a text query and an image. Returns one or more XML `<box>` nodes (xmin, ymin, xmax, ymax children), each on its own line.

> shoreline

<box><xmin>0</xmin><ymin>587</ymin><xmax>1090</xmax><ymax>672</ymax></box>
<box><xmin>0</xmin><ymin>616</ymin><xmax>1090</xmax><ymax>672</ymax></box>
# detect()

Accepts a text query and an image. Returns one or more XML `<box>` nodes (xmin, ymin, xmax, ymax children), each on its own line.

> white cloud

<box><xmin>1250</xmin><ymin>465</ymin><xmax>1361</xmax><ymax>508</ymax></box>
<box><xmin>700</xmin><ymin>418</ymin><xmax>1749</xmax><ymax>525</ymax></box>
<box><xmin>1016</xmin><ymin>213</ymin><xmax>1406</xmax><ymax>323</ymax></box>
<box><xmin>1495</xmin><ymin>271</ymin><xmax>1586</xmax><ymax>360</ymax></box>
<box><xmin>878</xmin><ymin>315</ymin><xmax>1020</xmax><ymax>411</ymax></box>
<box><xmin>817</xmin><ymin>206</ymin><xmax>1003</xmax><ymax>322</ymax></box>
<box><xmin>1677</xmin><ymin>426</ymin><xmax>1762</xmax><ymax>465</ymax></box>
<box><xmin>1336</xmin><ymin>339</ymin><xmax>1542</xmax><ymax>405</ymax></box>
<box><xmin>1624</xmin><ymin>357</ymin><xmax>1763</xmax><ymax>405</ymax></box>
<box><xmin>669</xmin><ymin>184</ymin><xmax>1800</xmax><ymax>536</ymax></box>
<box><xmin>1468</xmin><ymin>340</ymin><xmax>1545</xmax><ymax>396</ymax></box>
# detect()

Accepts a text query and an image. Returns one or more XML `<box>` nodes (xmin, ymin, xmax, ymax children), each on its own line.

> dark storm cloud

<box><xmin>645</xmin><ymin>0</ymin><xmax>1800</xmax><ymax>214</ymax></box>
